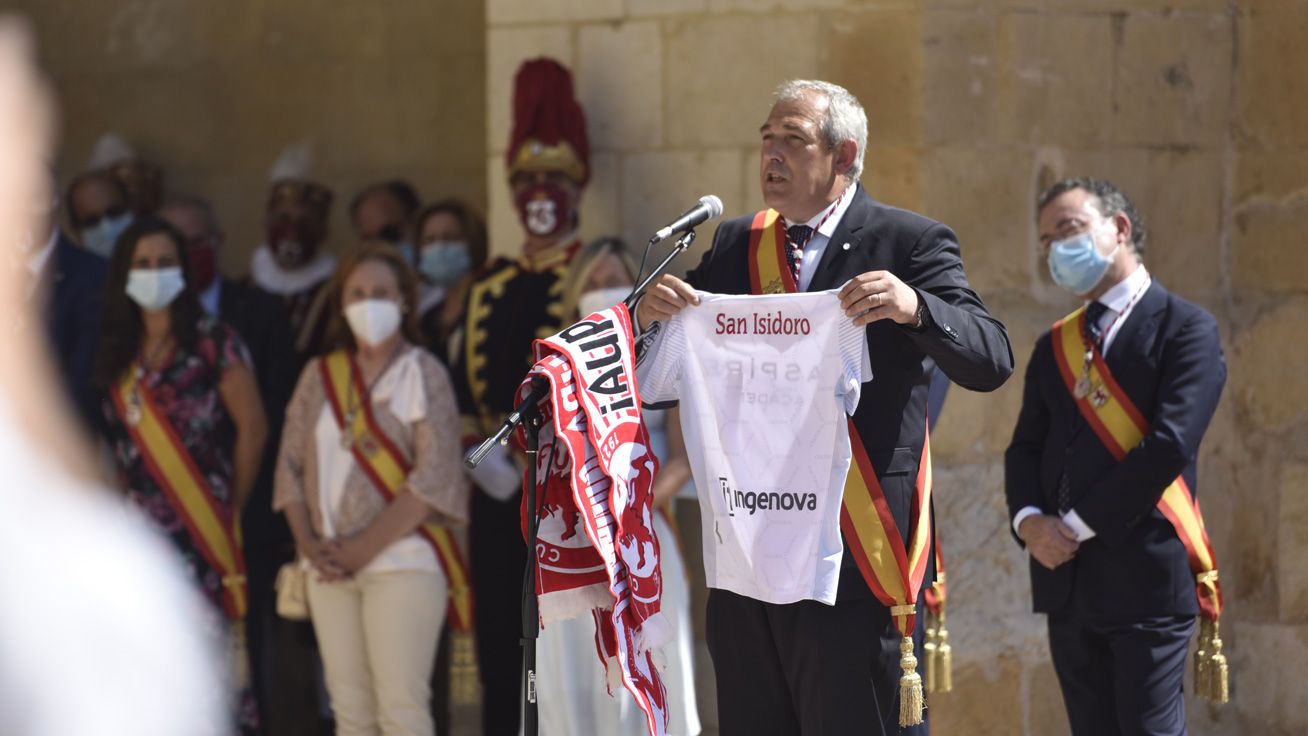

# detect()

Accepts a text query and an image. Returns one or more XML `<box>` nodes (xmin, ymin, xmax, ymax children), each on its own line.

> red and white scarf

<box><xmin>515</xmin><ymin>302</ymin><xmax>671</xmax><ymax>736</ymax></box>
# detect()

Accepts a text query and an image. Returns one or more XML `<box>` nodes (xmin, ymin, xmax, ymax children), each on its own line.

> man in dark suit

<box><xmin>160</xmin><ymin>195</ymin><xmax>303</xmax><ymax>729</ymax></box>
<box><xmin>1005</xmin><ymin>178</ymin><xmax>1226</xmax><ymax>736</ymax></box>
<box><xmin>638</xmin><ymin>79</ymin><xmax>1013</xmax><ymax>735</ymax></box>
<box><xmin>25</xmin><ymin>177</ymin><xmax>107</xmax><ymax>435</ymax></box>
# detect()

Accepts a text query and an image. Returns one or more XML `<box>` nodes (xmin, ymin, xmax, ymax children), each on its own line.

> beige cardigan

<box><xmin>272</xmin><ymin>346</ymin><xmax>469</xmax><ymax>539</ymax></box>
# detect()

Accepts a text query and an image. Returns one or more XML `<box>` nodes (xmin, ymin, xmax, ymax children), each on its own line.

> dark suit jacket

<box><xmin>43</xmin><ymin>233</ymin><xmax>107</xmax><ymax>434</ymax></box>
<box><xmin>686</xmin><ymin>184</ymin><xmax>1014</xmax><ymax>600</ymax></box>
<box><xmin>1004</xmin><ymin>280</ymin><xmax>1225</xmax><ymax>618</ymax></box>
<box><xmin>218</xmin><ymin>278</ymin><xmax>299</xmax><ymax>566</ymax></box>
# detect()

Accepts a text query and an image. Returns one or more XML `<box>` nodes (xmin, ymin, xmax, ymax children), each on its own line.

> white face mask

<box><xmin>344</xmin><ymin>298</ymin><xmax>402</xmax><ymax>346</ymax></box>
<box><xmin>125</xmin><ymin>267</ymin><xmax>186</xmax><ymax>311</ymax></box>
<box><xmin>577</xmin><ymin>286</ymin><xmax>631</xmax><ymax>317</ymax></box>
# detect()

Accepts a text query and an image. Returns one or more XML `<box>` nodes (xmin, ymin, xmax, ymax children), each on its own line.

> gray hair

<box><xmin>774</xmin><ymin>79</ymin><xmax>868</xmax><ymax>182</ymax></box>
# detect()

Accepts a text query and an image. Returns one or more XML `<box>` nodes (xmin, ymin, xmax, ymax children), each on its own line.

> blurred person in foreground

<box><xmin>351</xmin><ymin>180</ymin><xmax>421</xmax><ymax>264</ymax></box>
<box><xmin>273</xmin><ymin>242</ymin><xmax>470</xmax><ymax>736</ymax></box>
<box><xmin>93</xmin><ymin>216</ymin><xmax>269</xmax><ymax>734</ymax></box>
<box><xmin>412</xmin><ymin>198</ymin><xmax>487</xmax><ymax>364</ymax></box>
<box><xmin>451</xmin><ymin>57</ymin><xmax>590</xmax><ymax>735</ymax></box>
<box><xmin>160</xmin><ymin>194</ymin><xmax>301</xmax><ymax>727</ymax></box>
<box><xmin>535</xmin><ymin>236</ymin><xmax>702</xmax><ymax>736</ymax></box>
<box><xmin>0</xmin><ymin>19</ymin><xmax>225</xmax><ymax>736</ymax></box>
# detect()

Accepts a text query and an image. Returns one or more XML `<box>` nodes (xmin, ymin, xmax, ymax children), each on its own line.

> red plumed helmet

<box><xmin>505</xmin><ymin>57</ymin><xmax>589</xmax><ymax>187</ymax></box>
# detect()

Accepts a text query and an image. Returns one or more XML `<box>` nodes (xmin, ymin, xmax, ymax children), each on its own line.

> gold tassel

<box><xmin>1193</xmin><ymin>618</ymin><xmax>1212</xmax><ymax>700</ymax></box>
<box><xmin>923</xmin><ymin>613</ymin><xmax>939</xmax><ymax>694</ymax></box>
<box><xmin>450</xmin><ymin>631</ymin><xmax>481</xmax><ymax>706</ymax></box>
<box><xmin>1205</xmin><ymin>620</ymin><xmax>1229</xmax><ymax>705</ymax></box>
<box><xmin>935</xmin><ymin>610</ymin><xmax>953</xmax><ymax>694</ymax></box>
<box><xmin>898</xmin><ymin>635</ymin><xmax>925</xmax><ymax>727</ymax></box>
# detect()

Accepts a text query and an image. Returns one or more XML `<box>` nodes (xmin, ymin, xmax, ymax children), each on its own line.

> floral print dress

<box><xmin>101</xmin><ymin>316</ymin><xmax>260</xmax><ymax>734</ymax></box>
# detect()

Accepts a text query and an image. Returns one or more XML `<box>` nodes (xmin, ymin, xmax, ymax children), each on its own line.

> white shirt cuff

<box><xmin>1061</xmin><ymin>509</ymin><xmax>1096</xmax><ymax>541</ymax></box>
<box><xmin>1012</xmin><ymin>506</ymin><xmax>1043</xmax><ymax>537</ymax></box>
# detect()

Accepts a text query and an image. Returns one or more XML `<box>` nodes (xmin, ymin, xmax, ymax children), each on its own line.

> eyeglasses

<box><xmin>76</xmin><ymin>204</ymin><xmax>128</xmax><ymax>230</ymax></box>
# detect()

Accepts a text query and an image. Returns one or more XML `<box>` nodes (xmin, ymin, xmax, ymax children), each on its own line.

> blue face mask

<box><xmin>418</xmin><ymin>241</ymin><xmax>472</xmax><ymax>287</ymax></box>
<box><xmin>1048</xmin><ymin>231</ymin><xmax>1117</xmax><ymax>295</ymax></box>
<box><xmin>393</xmin><ymin>240</ymin><xmax>415</xmax><ymax>265</ymax></box>
<box><xmin>81</xmin><ymin>213</ymin><xmax>133</xmax><ymax>259</ymax></box>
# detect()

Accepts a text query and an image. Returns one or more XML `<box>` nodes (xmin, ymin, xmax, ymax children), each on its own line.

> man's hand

<box><xmin>635</xmin><ymin>273</ymin><xmax>699</xmax><ymax>326</ymax></box>
<box><xmin>838</xmin><ymin>271</ymin><xmax>919</xmax><ymax>327</ymax></box>
<box><xmin>1018</xmin><ymin>514</ymin><xmax>1080</xmax><ymax>570</ymax></box>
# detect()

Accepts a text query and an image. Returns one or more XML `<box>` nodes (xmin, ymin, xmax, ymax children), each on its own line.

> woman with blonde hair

<box><xmin>274</xmin><ymin>241</ymin><xmax>469</xmax><ymax>735</ymax></box>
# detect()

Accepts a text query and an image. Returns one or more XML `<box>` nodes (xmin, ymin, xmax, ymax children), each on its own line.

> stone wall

<box><xmin>20</xmin><ymin>1</ymin><xmax>1307</xmax><ymax>733</ymax></box>
<box><xmin>489</xmin><ymin>1</ymin><xmax>1308</xmax><ymax>734</ymax></box>
<box><xmin>15</xmin><ymin>0</ymin><xmax>486</xmax><ymax>276</ymax></box>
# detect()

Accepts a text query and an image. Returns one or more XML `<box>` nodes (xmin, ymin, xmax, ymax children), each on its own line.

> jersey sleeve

<box><xmin>634</xmin><ymin>308</ymin><xmax>687</xmax><ymax>407</ymax></box>
<box><xmin>837</xmin><ymin>311</ymin><xmax>872</xmax><ymax>416</ymax></box>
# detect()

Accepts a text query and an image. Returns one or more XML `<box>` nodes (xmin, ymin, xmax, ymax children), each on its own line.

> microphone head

<box><xmin>699</xmin><ymin>194</ymin><xmax>724</xmax><ymax>219</ymax></box>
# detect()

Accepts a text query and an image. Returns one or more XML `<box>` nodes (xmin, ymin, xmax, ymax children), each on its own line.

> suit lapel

<box><xmin>1103</xmin><ymin>279</ymin><xmax>1166</xmax><ymax>376</ymax></box>
<box><xmin>1068</xmin><ymin>279</ymin><xmax>1166</xmax><ymax>439</ymax></box>
<box><xmin>806</xmin><ymin>184</ymin><xmax>874</xmax><ymax>292</ymax></box>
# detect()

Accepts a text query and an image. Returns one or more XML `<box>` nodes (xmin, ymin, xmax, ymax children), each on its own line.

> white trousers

<box><xmin>307</xmin><ymin>568</ymin><xmax>448</xmax><ymax>736</ymax></box>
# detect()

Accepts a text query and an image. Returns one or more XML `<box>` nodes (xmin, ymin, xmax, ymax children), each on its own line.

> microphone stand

<box><xmin>463</xmin><ymin>227</ymin><xmax>698</xmax><ymax>736</ymax></box>
<box><xmin>519</xmin><ymin>399</ymin><xmax>542</xmax><ymax>736</ymax></box>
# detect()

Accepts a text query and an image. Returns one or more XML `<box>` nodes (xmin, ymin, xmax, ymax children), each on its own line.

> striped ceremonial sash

<box><xmin>319</xmin><ymin>351</ymin><xmax>475</xmax><ymax>633</ymax></box>
<box><xmin>112</xmin><ymin>367</ymin><xmax>248</xmax><ymax>621</ymax></box>
<box><xmin>749</xmin><ymin>209</ymin><xmax>933</xmax><ymax>725</ymax></box>
<box><xmin>1051</xmin><ymin>307</ymin><xmax>1228</xmax><ymax>703</ymax></box>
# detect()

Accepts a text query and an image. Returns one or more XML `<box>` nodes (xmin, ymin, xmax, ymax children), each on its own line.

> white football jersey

<box><xmin>637</xmin><ymin>290</ymin><xmax>870</xmax><ymax>605</ymax></box>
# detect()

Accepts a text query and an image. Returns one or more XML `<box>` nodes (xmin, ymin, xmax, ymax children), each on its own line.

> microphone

<box><xmin>650</xmin><ymin>195</ymin><xmax>724</xmax><ymax>243</ymax></box>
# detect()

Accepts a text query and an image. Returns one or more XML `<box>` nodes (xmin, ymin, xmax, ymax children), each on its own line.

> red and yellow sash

<box><xmin>112</xmin><ymin>368</ymin><xmax>248</xmax><ymax>621</ymax></box>
<box><xmin>1051</xmin><ymin>306</ymin><xmax>1228</xmax><ymax>703</ymax></box>
<box><xmin>749</xmin><ymin>209</ymin><xmax>932</xmax><ymax>725</ymax></box>
<box><xmin>319</xmin><ymin>351</ymin><xmax>475</xmax><ymax>633</ymax></box>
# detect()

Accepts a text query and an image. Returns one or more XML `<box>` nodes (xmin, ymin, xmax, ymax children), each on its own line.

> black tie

<box><xmin>1084</xmin><ymin>301</ymin><xmax>1109</xmax><ymax>348</ymax></box>
<box><xmin>786</xmin><ymin>224</ymin><xmax>813</xmax><ymax>286</ymax></box>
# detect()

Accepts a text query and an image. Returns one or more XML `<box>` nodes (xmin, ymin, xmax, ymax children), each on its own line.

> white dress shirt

<box><xmin>789</xmin><ymin>185</ymin><xmax>856</xmax><ymax>292</ymax></box>
<box><xmin>632</xmin><ymin>188</ymin><xmax>856</xmax><ymax>334</ymax></box>
<box><xmin>198</xmin><ymin>278</ymin><xmax>222</xmax><ymax>317</ymax></box>
<box><xmin>1013</xmin><ymin>264</ymin><xmax>1152</xmax><ymax>543</ymax></box>
<box><xmin>24</xmin><ymin>229</ymin><xmax>58</xmax><ymax>300</ymax></box>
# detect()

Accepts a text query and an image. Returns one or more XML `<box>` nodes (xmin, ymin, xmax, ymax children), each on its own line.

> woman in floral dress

<box><xmin>94</xmin><ymin>216</ymin><xmax>269</xmax><ymax>734</ymax></box>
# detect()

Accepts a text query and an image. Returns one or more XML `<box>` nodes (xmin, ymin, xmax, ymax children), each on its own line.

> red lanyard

<box><xmin>785</xmin><ymin>188</ymin><xmax>846</xmax><ymax>250</ymax></box>
<box><xmin>1086</xmin><ymin>271</ymin><xmax>1151</xmax><ymax>355</ymax></box>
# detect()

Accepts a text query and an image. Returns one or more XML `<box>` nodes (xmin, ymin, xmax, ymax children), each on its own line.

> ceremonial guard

<box><xmin>246</xmin><ymin>143</ymin><xmax>337</xmax><ymax>363</ymax></box>
<box><xmin>452</xmin><ymin>57</ymin><xmax>590</xmax><ymax>736</ymax></box>
<box><xmin>85</xmin><ymin>132</ymin><xmax>164</xmax><ymax>217</ymax></box>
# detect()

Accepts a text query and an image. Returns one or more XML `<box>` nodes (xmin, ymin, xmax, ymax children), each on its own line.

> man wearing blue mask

<box><xmin>1006</xmin><ymin>178</ymin><xmax>1229</xmax><ymax>736</ymax></box>
<box><xmin>66</xmin><ymin>170</ymin><xmax>132</xmax><ymax>259</ymax></box>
